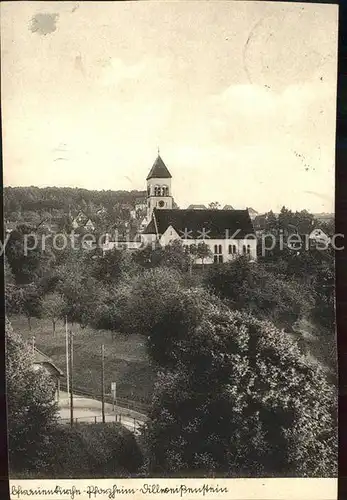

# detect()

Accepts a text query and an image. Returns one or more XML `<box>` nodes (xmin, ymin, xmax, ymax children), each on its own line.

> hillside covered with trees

<box><xmin>5</xmin><ymin>192</ymin><xmax>336</xmax><ymax>478</ymax></box>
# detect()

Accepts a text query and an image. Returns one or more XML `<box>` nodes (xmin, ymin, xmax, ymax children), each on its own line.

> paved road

<box><xmin>58</xmin><ymin>391</ymin><xmax>146</xmax><ymax>434</ymax></box>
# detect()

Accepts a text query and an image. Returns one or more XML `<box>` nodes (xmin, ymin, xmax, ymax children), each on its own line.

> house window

<box><xmin>242</xmin><ymin>245</ymin><xmax>247</xmax><ymax>254</ymax></box>
<box><xmin>247</xmin><ymin>244</ymin><xmax>251</xmax><ymax>254</ymax></box>
<box><xmin>218</xmin><ymin>255</ymin><xmax>223</xmax><ymax>263</ymax></box>
<box><xmin>214</xmin><ymin>245</ymin><xmax>222</xmax><ymax>254</ymax></box>
<box><xmin>233</xmin><ymin>245</ymin><xmax>237</xmax><ymax>254</ymax></box>
<box><xmin>214</xmin><ymin>245</ymin><xmax>218</xmax><ymax>254</ymax></box>
<box><xmin>218</xmin><ymin>245</ymin><xmax>222</xmax><ymax>254</ymax></box>
<box><xmin>214</xmin><ymin>255</ymin><xmax>218</xmax><ymax>263</ymax></box>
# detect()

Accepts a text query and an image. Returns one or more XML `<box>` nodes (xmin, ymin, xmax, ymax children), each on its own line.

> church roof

<box><xmin>146</xmin><ymin>155</ymin><xmax>172</xmax><ymax>180</ymax></box>
<box><xmin>143</xmin><ymin>209</ymin><xmax>255</xmax><ymax>239</ymax></box>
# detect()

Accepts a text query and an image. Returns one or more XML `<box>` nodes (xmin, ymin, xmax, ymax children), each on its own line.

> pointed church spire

<box><xmin>146</xmin><ymin>153</ymin><xmax>172</xmax><ymax>180</ymax></box>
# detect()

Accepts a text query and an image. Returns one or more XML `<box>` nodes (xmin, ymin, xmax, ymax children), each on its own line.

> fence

<box><xmin>59</xmin><ymin>383</ymin><xmax>149</xmax><ymax>417</ymax></box>
<box><xmin>59</xmin><ymin>413</ymin><xmax>144</xmax><ymax>434</ymax></box>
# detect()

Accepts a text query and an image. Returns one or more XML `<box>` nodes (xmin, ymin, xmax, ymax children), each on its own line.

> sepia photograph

<box><xmin>1</xmin><ymin>0</ymin><xmax>339</xmax><ymax>496</ymax></box>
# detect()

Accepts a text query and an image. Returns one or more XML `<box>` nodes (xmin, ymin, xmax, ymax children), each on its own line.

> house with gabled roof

<box><xmin>33</xmin><ymin>347</ymin><xmax>64</xmax><ymax>401</ymax></box>
<box><xmin>187</xmin><ymin>204</ymin><xmax>207</xmax><ymax>210</ymax></box>
<box><xmin>247</xmin><ymin>207</ymin><xmax>258</xmax><ymax>220</ymax></box>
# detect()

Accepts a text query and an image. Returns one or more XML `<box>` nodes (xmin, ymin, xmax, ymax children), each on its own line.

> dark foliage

<box><xmin>48</xmin><ymin>423</ymin><xmax>143</xmax><ymax>478</ymax></box>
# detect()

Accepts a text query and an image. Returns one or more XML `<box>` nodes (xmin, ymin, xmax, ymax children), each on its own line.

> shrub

<box><xmin>120</xmin><ymin>267</ymin><xmax>184</xmax><ymax>337</ymax></box>
<box><xmin>48</xmin><ymin>423</ymin><xmax>143</xmax><ymax>478</ymax></box>
<box><xmin>6</xmin><ymin>318</ymin><xmax>58</xmax><ymax>474</ymax></box>
<box><xmin>144</xmin><ymin>303</ymin><xmax>337</xmax><ymax>477</ymax></box>
<box><xmin>205</xmin><ymin>257</ymin><xmax>312</xmax><ymax>330</ymax></box>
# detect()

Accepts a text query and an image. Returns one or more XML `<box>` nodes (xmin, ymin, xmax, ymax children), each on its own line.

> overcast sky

<box><xmin>1</xmin><ymin>1</ymin><xmax>338</xmax><ymax>212</ymax></box>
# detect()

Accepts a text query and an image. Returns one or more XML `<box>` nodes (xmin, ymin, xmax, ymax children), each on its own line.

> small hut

<box><xmin>33</xmin><ymin>347</ymin><xmax>64</xmax><ymax>402</ymax></box>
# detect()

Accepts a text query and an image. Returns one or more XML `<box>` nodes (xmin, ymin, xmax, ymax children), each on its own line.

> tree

<box><xmin>208</xmin><ymin>201</ymin><xmax>220</xmax><ymax>210</ymax></box>
<box><xmin>146</xmin><ymin>287</ymin><xmax>221</xmax><ymax>368</ymax></box>
<box><xmin>21</xmin><ymin>284</ymin><xmax>43</xmax><ymax>330</ymax></box>
<box><xmin>5</xmin><ymin>224</ymin><xmax>42</xmax><ymax>285</ymax></box>
<box><xmin>264</xmin><ymin>210</ymin><xmax>278</xmax><ymax>233</ymax></box>
<box><xmin>6</xmin><ymin>318</ymin><xmax>58</xmax><ymax>473</ymax></box>
<box><xmin>133</xmin><ymin>240</ymin><xmax>190</xmax><ymax>272</ymax></box>
<box><xmin>144</xmin><ymin>301</ymin><xmax>337</xmax><ymax>477</ymax></box>
<box><xmin>91</xmin><ymin>247</ymin><xmax>124</xmax><ymax>284</ymax></box>
<box><xmin>5</xmin><ymin>284</ymin><xmax>25</xmax><ymax>316</ymax></box>
<box><xmin>205</xmin><ymin>256</ymin><xmax>312</xmax><ymax>330</ymax></box>
<box><xmin>56</xmin><ymin>215</ymin><xmax>73</xmax><ymax>234</ymax></box>
<box><xmin>5</xmin><ymin>256</ymin><xmax>14</xmax><ymax>284</ymax></box>
<box><xmin>42</xmin><ymin>293</ymin><xmax>65</xmax><ymax>335</ymax></box>
<box><xmin>119</xmin><ymin>267</ymin><xmax>184</xmax><ymax>337</ymax></box>
<box><xmin>133</xmin><ymin>243</ymin><xmax>163</xmax><ymax>269</ymax></box>
<box><xmin>194</xmin><ymin>242</ymin><xmax>213</xmax><ymax>269</ymax></box>
<box><xmin>160</xmin><ymin>240</ymin><xmax>190</xmax><ymax>272</ymax></box>
<box><xmin>312</xmin><ymin>255</ymin><xmax>335</xmax><ymax>331</ymax></box>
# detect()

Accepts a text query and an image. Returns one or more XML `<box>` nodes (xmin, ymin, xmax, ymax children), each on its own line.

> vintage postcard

<box><xmin>1</xmin><ymin>1</ymin><xmax>338</xmax><ymax>499</ymax></box>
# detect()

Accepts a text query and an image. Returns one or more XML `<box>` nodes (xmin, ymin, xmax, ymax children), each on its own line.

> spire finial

<box><xmin>157</xmin><ymin>146</ymin><xmax>160</xmax><ymax>156</ymax></box>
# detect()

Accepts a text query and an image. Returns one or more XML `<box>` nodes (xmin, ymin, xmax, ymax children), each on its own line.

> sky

<box><xmin>1</xmin><ymin>1</ymin><xmax>338</xmax><ymax>213</ymax></box>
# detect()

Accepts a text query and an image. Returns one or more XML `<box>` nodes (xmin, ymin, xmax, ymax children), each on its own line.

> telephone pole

<box><xmin>65</xmin><ymin>317</ymin><xmax>70</xmax><ymax>396</ymax></box>
<box><xmin>101</xmin><ymin>344</ymin><xmax>105</xmax><ymax>423</ymax></box>
<box><xmin>69</xmin><ymin>330</ymin><xmax>74</xmax><ymax>427</ymax></box>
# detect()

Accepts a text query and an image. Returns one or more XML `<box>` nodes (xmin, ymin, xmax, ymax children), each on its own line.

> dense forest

<box><xmin>4</xmin><ymin>186</ymin><xmax>147</xmax><ymax>220</ymax></box>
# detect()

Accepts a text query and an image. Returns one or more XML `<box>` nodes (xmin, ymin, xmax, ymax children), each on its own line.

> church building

<box><xmin>141</xmin><ymin>154</ymin><xmax>257</xmax><ymax>263</ymax></box>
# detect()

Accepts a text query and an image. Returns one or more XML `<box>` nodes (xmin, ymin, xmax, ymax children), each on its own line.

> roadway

<box><xmin>58</xmin><ymin>391</ymin><xmax>147</xmax><ymax>434</ymax></box>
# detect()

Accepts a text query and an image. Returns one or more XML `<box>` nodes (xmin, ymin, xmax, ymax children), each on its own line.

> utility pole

<box><xmin>69</xmin><ymin>330</ymin><xmax>74</xmax><ymax>427</ymax></box>
<box><xmin>65</xmin><ymin>316</ymin><xmax>70</xmax><ymax>396</ymax></box>
<box><xmin>101</xmin><ymin>344</ymin><xmax>105</xmax><ymax>423</ymax></box>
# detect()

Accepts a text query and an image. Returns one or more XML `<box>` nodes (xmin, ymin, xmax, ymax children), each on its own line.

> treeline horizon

<box><xmin>4</xmin><ymin>185</ymin><xmax>334</xmax><ymax>218</ymax></box>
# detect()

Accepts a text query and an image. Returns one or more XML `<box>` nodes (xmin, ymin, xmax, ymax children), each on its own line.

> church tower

<box><xmin>146</xmin><ymin>154</ymin><xmax>173</xmax><ymax>219</ymax></box>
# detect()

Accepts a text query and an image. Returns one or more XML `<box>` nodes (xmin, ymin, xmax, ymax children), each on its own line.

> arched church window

<box><xmin>233</xmin><ymin>244</ymin><xmax>237</xmax><ymax>254</ymax></box>
<box><xmin>147</xmin><ymin>186</ymin><xmax>150</xmax><ymax>196</ymax></box>
<box><xmin>154</xmin><ymin>186</ymin><xmax>160</xmax><ymax>196</ymax></box>
<box><xmin>247</xmin><ymin>244</ymin><xmax>251</xmax><ymax>254</ymax></box>
<box><xmin>218</xmin><ymin>245</ymin><xmax>222</xmax><ymax>254</ymax></box>
<box><xmin>214</xmin><ymin>245</ymin><xmax>218</xmax><ymax>254</ymax></box>
<box><xmin>242</xmin><ymin>245</ymin><xmax>246</xmax><ymax>254</ymax></box>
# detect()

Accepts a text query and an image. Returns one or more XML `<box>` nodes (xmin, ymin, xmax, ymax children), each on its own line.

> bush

<box><xmin>205</xmin><ymin>257</ymin><xmax>312</xmax><ymax>330</ymax></box>
<box><xmin>119</xmin><ymin>267</ymin><xmax>184</xmax><ymax>337</ymax></box>
<box><xmin>48</xmin><ymin>423</ymin><xmax>143</xmax><ymax>478</ymax></box>
<box><xmin>144</xmin><ymin>302</ymin><xmax>337</xmax><ymax>477</ymax></box>
<box><xmin>6</xmin><ymin>318</ymin><xmax>58</xmax><ymax>474</ymax></box>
